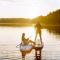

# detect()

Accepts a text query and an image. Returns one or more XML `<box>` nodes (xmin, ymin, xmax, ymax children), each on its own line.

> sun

<box><xmin>22</xmin><ymin>6</ymin><xmax>39</xmax><ymax>19</ymax></box>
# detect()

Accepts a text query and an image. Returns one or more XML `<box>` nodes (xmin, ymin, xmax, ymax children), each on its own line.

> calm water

<box><xmin>0</xmin><ymin>26</ymin><xmax>60</xmax><ymax>60</ymax></box>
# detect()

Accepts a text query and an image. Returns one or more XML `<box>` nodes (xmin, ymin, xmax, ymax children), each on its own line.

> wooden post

<box><xmin>35</xmin><ymin>46</ymin><xmax>43</xmax><ymax>60</ymax></box>
<box><xmin>21</xmin><ymin>52</ymin><xmax>26</xmax><ymax>60</ymax></box>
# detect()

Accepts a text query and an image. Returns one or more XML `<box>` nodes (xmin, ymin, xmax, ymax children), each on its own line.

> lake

<box><xmin>0</xmin><ymin>26</ymin><xmax>60</xmax><ymax>60</ymax></box>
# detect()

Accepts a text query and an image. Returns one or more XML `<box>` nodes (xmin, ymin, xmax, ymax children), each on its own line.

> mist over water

<box><xmin>0</xmin><ymin>26</ymin><xmax>60</xmax><ymax>60</ymax></box>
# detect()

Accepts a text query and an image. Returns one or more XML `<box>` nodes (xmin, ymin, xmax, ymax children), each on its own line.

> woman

<box><xmin>35</xmin><ymin>22</ymin><xmax>42</xmax><ymax>44</ymax></box>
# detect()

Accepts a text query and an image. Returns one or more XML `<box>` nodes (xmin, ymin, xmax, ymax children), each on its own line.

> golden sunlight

<box><xmin>0</xmin><ymin>0</ymin><xmax>60</xmax><ymax>18</ymax></box>
<box><xmin>25</xmin><ymin>27</ymin><xmax>35</xmax><ymax>41</ymax></box>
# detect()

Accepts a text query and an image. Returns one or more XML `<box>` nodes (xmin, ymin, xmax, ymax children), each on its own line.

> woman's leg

<box><xmin>35</xmin><ymin>33</ymin><xmax>37</xmax><ymax>42</ymax></box>
<box><xmin>39</xmin><ymin>30</ymin><xmax>42</xmax><ymax>44</ymax></box>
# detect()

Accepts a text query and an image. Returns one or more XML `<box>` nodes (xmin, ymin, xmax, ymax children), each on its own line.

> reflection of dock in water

<box><xmin>34</xmin><ymin>44</ymin><xmax>43</xmax><ymax>60</ymax></box>
<box><xmin>20</xmin><ymin>41</ymin><xmax>43</xmax><ymax>60</ymax></box>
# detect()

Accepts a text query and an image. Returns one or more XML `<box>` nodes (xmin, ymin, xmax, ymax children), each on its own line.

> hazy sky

<box><xmin>0</xmin><ymin>0</ymin><xmax>60</xmax><ymax>18</ymax></box>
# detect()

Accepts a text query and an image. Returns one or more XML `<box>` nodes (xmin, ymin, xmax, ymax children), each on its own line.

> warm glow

<box><xmin>25</xmin><ymin>27</ymin><xmax>35</xmax><ymax>41</ymax></box>
<box><xmin>0</xmin><ymin>0</ymin><xmax>60</xmax><ymax>18</ymax></box>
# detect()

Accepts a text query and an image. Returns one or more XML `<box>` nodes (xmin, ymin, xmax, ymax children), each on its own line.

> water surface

<box><xmin>0</xmin><ymin>26</ymin><xmax>60</xmax><ymax>60</ymax></box>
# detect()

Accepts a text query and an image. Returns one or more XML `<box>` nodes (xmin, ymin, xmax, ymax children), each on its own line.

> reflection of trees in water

<box><xmin>47</xmin><ymin>27</ymin><xmax>60</xmax><ymax>35</ymax></box>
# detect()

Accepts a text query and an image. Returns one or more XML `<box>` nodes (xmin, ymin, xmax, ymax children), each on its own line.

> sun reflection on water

<box><xmin>41</xmin><ymin>29</ymin><xmax>50</xmax><ymax>43</ymax></box>
<box><xmin>24</xmin><ymin>27</ymin><xmax>49</xmax><ymax>43</ymax></box>
<box><xmin>24</xmin><ymin>27</ymin><xmax>35</xmax><ymax>41</ymax></box>
<box><xmin>0</xmin><ymin>27</ymin><xmax>60</xmax><ymax>60</ymax></box>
